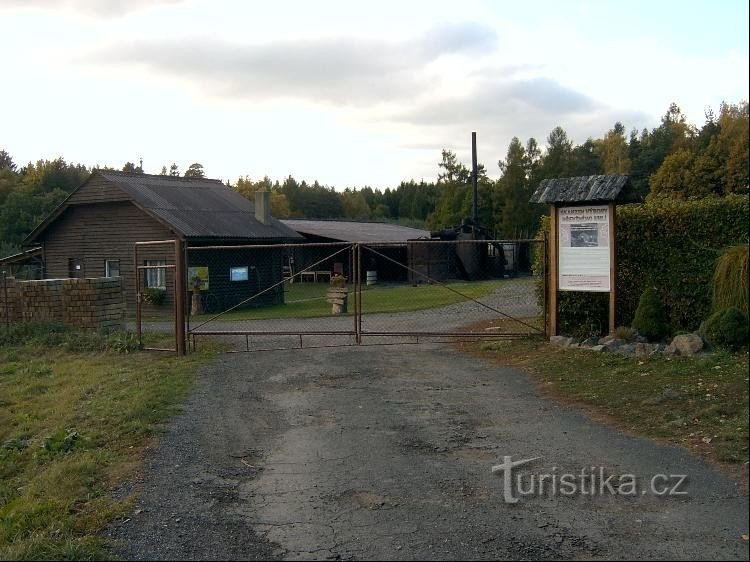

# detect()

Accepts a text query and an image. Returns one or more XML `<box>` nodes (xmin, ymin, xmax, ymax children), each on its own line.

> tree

<box><xmin>341</xmin><ymin>189</ymin><xmax>372</xmax><ymax>220</ymax></box>
<box><xmin>0</xmin><ymin>150</ymin><xmax>16</xmax><ymax>172</ymax></box>
<box><xmin>184</xmin><ymin>163</ymin><xmax>205</xmax><ymax>178</ymax></box>
<box><xmin>159</xmin><ymin>165</ymin><xmax>168</xmax><ymax>176</ymax></box>
<box><xmin>570</xmin><ymin>138</ymin><xmax>602</xmax><ymax>176</ymax></box>
<box><xmin>595</xmin><ymin>122</ymin><xmax>631</xmax><ymax>174</ymax></box>
<box><xmin>648</xmin><ymin>101</ymin><xmax>748</xmax><ymax>198</ymax></box>
<box><xmin>437</xmin><ymin>149</ymin><xmax>470</xmax><ymax>185</ymax></box>
<box><xmin>538</xmin><ymin>126</ymin><xmax>573</xmax><ymax>180</ymax></box>
<box><xmin>233</xmin><ymin>175</ymin><xmax>291</xmax><ymax>218</ymax></box>
<box><xmin>496</xmin><ymin>137</ymin><xmax>544</xmax><ymax>238</ymax></box>
<box><xmin>169</xmin><ymin>163</ymin><xmax>179</xmax><ymax>177</ymax></box>
<box><xmin>122</xmin><ymin>162</ymin><xmax>143</xmax><ymax>174</ymax></box>
<box><xmin>714</xmin><ymin>101</ymin><xmax>749</xmax><ymax>194</ymax></box>
<box><xmin>648</xmin><ymin>148</ymin><xmax>703</xmax><ymax>197</ymax></box>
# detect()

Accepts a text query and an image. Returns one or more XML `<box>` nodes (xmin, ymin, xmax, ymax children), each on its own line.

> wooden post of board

<box><xmin>548</xmin><ymin>204</ymin><xmax>559</xmax><ymax>337</ymax></box>
<box><xmin>608</xmin><ymin>202</ymin><xmax>617</xmax><ymax>334</ymax></box>
<box><xmin>174</xmin><ymin>238</ymin><xmax>186</xmax><ymax>356</ymax></box>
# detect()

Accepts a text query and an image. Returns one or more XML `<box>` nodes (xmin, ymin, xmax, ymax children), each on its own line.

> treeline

<box><xmin>0</xmin><ymin>101</ymin><xmax>747</xmax><ymax>255</ymax></box>
<box><xmin>231</xmin><ymin>101</ymin><xmax>748</xmax><ymax>237</ymax></box>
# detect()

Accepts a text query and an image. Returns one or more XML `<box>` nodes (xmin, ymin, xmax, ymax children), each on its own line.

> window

<box><xmin>105</xmin><ymin>259</ymin><xmax>120</xmax><ymax>278</ymax></box>
<box><xmin>145</xmin><ymin>260</ymin><xmax>166</xmax><ymax>288</ymax></box>
<box><xmin>230</xmin><ymin>266</ymin><xmax>249</xmax><ymax>282</ymax></box>
<box><xmin>68</xmin><ymin>258</ymin><xmax>83</xmax><ymax>279</ymax></box>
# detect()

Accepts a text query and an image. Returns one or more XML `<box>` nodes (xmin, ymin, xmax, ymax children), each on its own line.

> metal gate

<box><xmin>134</xmin><ymin>239</ymin><xmax>185</xmax><ymax>353</ymax></box>
<box><xmin>179</xmin><ymin>239</ymin><xmax>546</xmax><ymax>353</ymax></box>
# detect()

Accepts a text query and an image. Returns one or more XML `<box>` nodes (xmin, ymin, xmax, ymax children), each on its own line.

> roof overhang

<box><xmin>530</xmin><ymin>175</ymin><xmax>632</xmax><ymax>205</ymax></box>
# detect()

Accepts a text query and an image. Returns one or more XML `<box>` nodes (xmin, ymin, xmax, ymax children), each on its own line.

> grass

<box><xmin>712</xmin><ymin>243</ymin><xmax>749</xmax><ymax>314</ymax></box>
<box><xmin>190</xmin><ymin>278</ymin><xmax>508</xmax><ymax>322</ymax></box>
<box><xmin>470</xmin><ymin>338</ymin><xmax>749</xmax><ymax>469</ymax></box>
<box><xmin>0</xmin><ymin>325</ymin><xmax>219</xmax><ymax>560</ymax></box>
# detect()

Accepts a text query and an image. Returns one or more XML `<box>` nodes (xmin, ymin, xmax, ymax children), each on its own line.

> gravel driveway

<box><xmin>109</xmin><ymin>344</ymin><xmax>749</xmax><ymax>560</ymax></box>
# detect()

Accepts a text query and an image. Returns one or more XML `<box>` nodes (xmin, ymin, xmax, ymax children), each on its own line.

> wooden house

<box><xmin>18</xmin><ymin>170</ymin><xmax>301</xmax><ymax>313</ymax></box>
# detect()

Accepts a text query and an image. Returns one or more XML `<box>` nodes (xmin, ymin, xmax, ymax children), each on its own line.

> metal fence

<box><xmin>169</xmin><ymin>239</ymin><xmax>546</xmax><ymax>352</ymax></box>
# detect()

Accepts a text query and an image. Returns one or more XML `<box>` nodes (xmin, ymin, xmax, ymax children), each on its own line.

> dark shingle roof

<box><xmin>281</xmin><ymin>219</ymin><xmax>430</xmax><ymax>242</ymax></box>
<box><xmin>40</xmin><ymin>171</ymin><xmax>302</xmax><ymax>241</ymax></box>
<box><xmin>530</xmin><ymin>175</ymin><xmax>630</xmax><ymax>204</ymax></box>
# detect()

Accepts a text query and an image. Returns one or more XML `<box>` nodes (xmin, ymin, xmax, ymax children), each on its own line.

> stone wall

<box><xmin>0</xmin><ymin>276</ymin><xmax>125</xmax><ymax>332</ymax></box>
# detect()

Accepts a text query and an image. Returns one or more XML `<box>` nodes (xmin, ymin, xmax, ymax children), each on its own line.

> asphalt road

<box><xmin>109</xmin><ymin>344</ymin><xmax>749</xmax><ymax>560</ymax></box>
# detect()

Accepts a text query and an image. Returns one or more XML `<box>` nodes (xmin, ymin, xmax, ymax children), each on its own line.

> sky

<box><xmin>0</xmin><ymin>0</ymin><xmax>747</xmax><ymax>188</ymax></box>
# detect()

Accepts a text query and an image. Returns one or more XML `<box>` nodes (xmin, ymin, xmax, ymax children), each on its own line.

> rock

<box><xmin>550</xmin><ymin>336</ymin><xmax>575</xmax><ymax>348</ymax></box>
<box><xmin>633</xmin><ymin>332</ymin><xmax>649</xmax><ymax>344</ymax></box>
<box><xmin>598</xmin><ymin>334</ymin><xmax>619</xmax><ymax>345</ymax></box>
<box><xmin>581</xmin><ymin>336</ymin><xmax>599</xmax><ymax>348</ymax></box>
<box><xmin>616</xmin><ymin>344</ymin><xmax>636</xmax><ymax>357</ymax></box>
<box><xmin>601</xmin><ymin>338</ymin><xmax>627</xmax><ymax>352</ymax></box>
<box><xmin>589</xmin><ymin>345</ymin><xmax>606</xmax><ymax>352</ymax></box>
<box><xmin>635</xmin><ymin>343</ymin><xmax>659</xmax><ymax>358</ymax></box>
<box><xmin>666</xmin><ymin>334</ymin><xmax>704</xmax><ymax>357</ymax></box>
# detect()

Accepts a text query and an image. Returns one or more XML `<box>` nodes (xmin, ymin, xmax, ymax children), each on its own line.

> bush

<box><xmin>617</xmin><ymin>195</ymin><xmax>748</xmax><ymax>331</ymax></box>
<box><xmin>632</xmin><ymin>287</ymin><xmax>670</xmax><ymax>341</ymax></box>
<box><xmin>142</xmin><ymin>287</ymin><xmax>166</xmax><ymax>305</ymax></box>
<box><xmin>704</xmin><ymin>307</ymin><xmax>749</xmax><ymax>351</ymax></box>
<box><xmin>534</xmin><ymin>195</ymin><xmax>749</xmax><ymax>336</ymax></box>
<box><xmin>712</xmin><ymin>244</ymin><xmax>749</xmax><ymax>315</ymax></box>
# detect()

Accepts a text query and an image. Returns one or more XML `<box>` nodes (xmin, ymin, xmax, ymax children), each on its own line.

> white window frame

<box><xmin>145</xmin><ymin>260</ymin><xmax>166</xmax><ymax>289</ymax></box>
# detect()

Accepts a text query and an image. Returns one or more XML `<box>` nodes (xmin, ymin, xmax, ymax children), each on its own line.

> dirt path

<box><xmin>109</xmin><ymin>345</ymin><xmax>749</xmax><ymax>560</ymax></box>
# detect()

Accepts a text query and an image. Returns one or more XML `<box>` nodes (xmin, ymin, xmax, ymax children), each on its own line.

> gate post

<box><xmin>174</xmin><ymin>238</ymin><xmax>187</xmax><ymax>356</ymax></box>
<box><xmin>134</xmin><ymin>245</ymin><xmax>142</xmax><ymax>347</ymax></box>
<box><xmin>355</xmin><ymin>244</ymin><xmax>362</xmax><ymax>344</ymax></box>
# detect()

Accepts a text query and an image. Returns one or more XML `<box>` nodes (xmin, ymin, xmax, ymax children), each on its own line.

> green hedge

<box><xmin>535</xmin><ymin>194</ymin><xmax>749</xmax><ymax>337</ymax></box>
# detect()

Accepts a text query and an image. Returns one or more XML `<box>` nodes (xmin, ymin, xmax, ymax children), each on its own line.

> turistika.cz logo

<box><xmin>491</xmin><ymin>456</ymin><xmax>689</xmax><ymax>504</ymax></box>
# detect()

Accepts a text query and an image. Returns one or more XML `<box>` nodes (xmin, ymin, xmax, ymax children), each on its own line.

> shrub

<box><xmin>712</xmin><ymin>244</ymin><xmax>749</xmax><ymax>315</ymax></box>
<box><xmin>613</xmin><ymin>325</ymin><xmax>638</xmax><ymax>342</ymax></box>
<box><xmin>632</xmin><ymin>288</ymin><xmax>670</xmax><ymax>341</ymax></box>
<box><xmin>142</xmin><ymin>287</ymin><xmax>166</xmax><ymax>305</ymax></box>
<box><xmin>704</xmin><ymin>307</ymin><xmax>749</xmax><ymax>351</ymax></box>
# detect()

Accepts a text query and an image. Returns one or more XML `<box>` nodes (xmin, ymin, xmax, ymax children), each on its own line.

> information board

<box><xmin>557</xmin><ymin>205</ymin><xmax>611</xmax><ymax>292</ymax></box>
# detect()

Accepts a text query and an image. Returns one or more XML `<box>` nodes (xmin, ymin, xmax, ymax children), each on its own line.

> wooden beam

<box><xmin>174</xmin><ymin>238</ymin><xmax>187</xmax><ymax>356</ymax></box>
<box><xmin>608</xmin><ymin>203</ymin><xmax>617</xmax><ymax>334</ymax></box>
<box><xmin>548</xmin><ymin>205</ymin><xmax>559</xmax><ymax>337</ymax></box>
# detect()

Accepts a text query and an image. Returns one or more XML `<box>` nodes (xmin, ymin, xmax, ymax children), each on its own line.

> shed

<box><xmin>281</xmin><ymin>219</ymin><xmax>430</xmax><ymax>282</ymax></box>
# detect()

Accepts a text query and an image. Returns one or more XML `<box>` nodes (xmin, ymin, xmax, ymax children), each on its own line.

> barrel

<box><xmin>366</xmin><ymin>270</ymin><xmax>377</xmax><ymax>285</ymax></box>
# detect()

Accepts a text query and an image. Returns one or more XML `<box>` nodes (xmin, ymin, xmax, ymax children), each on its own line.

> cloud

<box><xmin>0</xmin><ymin>0</ymin><xmax>184</xmax><ymax>17</ymax></box>
<box><xmin>83</xmin><ymin>22</ymin><xmax>498</xmax><ymax>106</ymax></box>
<box><xmin>396</xmin><ymin>77</ymin><xmax>599</xmax><ymax>126</ymax></box>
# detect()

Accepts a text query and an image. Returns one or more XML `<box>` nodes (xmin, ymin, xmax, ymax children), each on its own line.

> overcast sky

<box><xmin>1</xmin><ymin>0</ymin><xmax>747</xmax><ymax>187</ymax></box>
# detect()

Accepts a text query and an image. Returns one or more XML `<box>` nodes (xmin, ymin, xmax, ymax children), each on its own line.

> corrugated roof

<box><xmin>530</xmin><ymin>175</ymin><xmax>630</xmax><ymax>204</ymax></box>
<box><xmin>90</xmin><ymin>171</ymin><xmax>302</xmax><ymax>240</ymax></box>
<box><xmin>281</xmin><ymin>219</ymin><xmax>430</xmax><ymax>242</ymax></box>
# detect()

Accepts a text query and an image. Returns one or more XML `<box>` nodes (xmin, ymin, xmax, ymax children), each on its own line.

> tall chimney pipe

<box><xmin>255</xmin><ymin>191</ymin><xmax>271</xmax><ymax>225</ymax></box>
<box><xmin>471</xmin><ymin>132</ymin><xmax>479</xmax><ymax>225</ymax></box>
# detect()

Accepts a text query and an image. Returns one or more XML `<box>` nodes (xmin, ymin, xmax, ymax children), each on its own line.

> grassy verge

<box><xmin>469</xmin><ymin>338</ymin><xmax>749</xmax><ymax>471</ymax></box>
<box><xmin>0</xmin><ymin>324</ymin><xmax>219</xmax><ymax>560</ymax></box>
<box><xmin>190</xmin><ymin>278</ymin><xmax>511</xmax><ymax>322</ymax></box>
